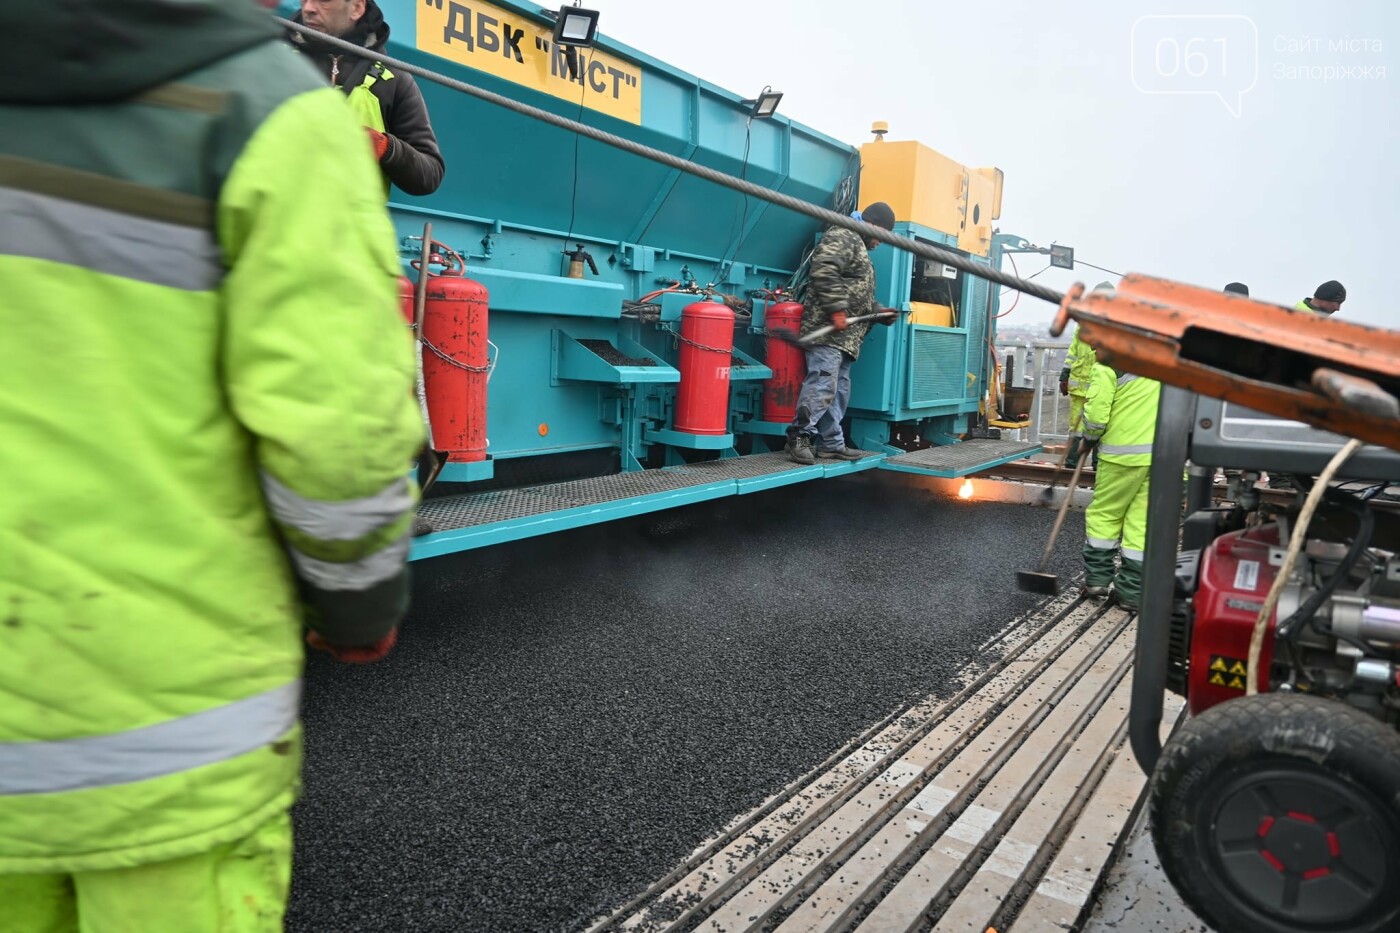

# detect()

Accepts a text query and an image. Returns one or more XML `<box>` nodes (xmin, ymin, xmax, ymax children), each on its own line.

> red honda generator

<box><xmin>1131</xmin><ymin>390</ymin><xmax>1400</xmax><ymax>933</ymax></box>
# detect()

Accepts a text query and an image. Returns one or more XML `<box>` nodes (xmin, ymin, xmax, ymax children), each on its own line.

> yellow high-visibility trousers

<box><xmin>0</xmin><ymin>812</ymin><xmax>291</xmax><ymax>933</ymax></box>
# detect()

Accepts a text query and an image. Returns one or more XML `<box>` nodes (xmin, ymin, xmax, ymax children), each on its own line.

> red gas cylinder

<box><xmin>421</xmin><ymin>252</ymin><xmax>489</xmax><ymax>462</ymax></box>
<box><xmin>674</xmin><ymin>301</ymin><xmax>735</xmax><ymax>435</ymax></box>
<box><xmin>761</xmin><ymin>301</ymin><xmax>805</xmax><ymax>422</ymax></box>
<box><xmin>397</xmin><ymin>275</ymin><xmax>416</xmax><ymax>326</ymax></box>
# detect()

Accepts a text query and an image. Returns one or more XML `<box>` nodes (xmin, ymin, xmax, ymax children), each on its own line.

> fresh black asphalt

<box><xmin>287</xmin><ymin>473</ymin><xmax>1085</xmax><ymax>932</ymax></box>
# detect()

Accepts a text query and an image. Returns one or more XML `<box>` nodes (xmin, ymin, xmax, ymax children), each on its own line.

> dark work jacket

<box><xmin>289</xmin><ymin>1</ymin><xmax>445</xmax><ymax>196</ymax></box>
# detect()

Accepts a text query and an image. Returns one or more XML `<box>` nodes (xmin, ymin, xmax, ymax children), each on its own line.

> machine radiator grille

<box><xmin>908</xmin><ymin>329</ymin><xmax>968</xmax><ymax>407</ymax></box>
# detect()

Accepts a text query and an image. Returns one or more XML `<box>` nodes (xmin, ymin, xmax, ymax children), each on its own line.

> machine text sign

<box><xmin>418</xmin><ymin>0</ymin><xmax>643</xmax><ymax>125</ymax></box>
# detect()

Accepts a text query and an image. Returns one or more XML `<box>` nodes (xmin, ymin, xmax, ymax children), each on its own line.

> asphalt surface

<box><xmin>287</xmin><ymin>473</ymin><xmax>1085</xmax><ymax>933</ymax></box>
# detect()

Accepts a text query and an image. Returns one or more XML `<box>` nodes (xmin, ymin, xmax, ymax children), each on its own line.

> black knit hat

<box><xmin>860</xmin><ymin>202</ymin><xmax>896</xmax><ymax>232</ymax></box>
<box><xmin>1224</xmin><ymin>282</ymin><xmax>1249</xmax><ymax>296</ymax></box>
<box><xmin>1314</xmin><ymin>280</ymin><xmax>1346</xmax><ymax>301</ymax></box>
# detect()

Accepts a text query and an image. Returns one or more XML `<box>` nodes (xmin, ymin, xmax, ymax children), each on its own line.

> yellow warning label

<box><xmin>1210</xmin><ymin>656</ymin><xmax>1228</xmax><ymax>672</ymax></box>
<box><xmin>1229</xmin><ymin>660</ymin><xmax>1248</xmax><ymax>676</ymax></box>
<box><xmin>1209</xmin><ymin>672</ymin><xmax>1227</xmax><ymax>686</ymax></box>
<box><xmin>1227</xmin><ymin>675</ymin><xmax>1247</xmax><ymax>690</ymax></box>
<box><xmin>417</xmin><ymin>0</ymin><xmax>643</xmax><ymax>125</ymax></box>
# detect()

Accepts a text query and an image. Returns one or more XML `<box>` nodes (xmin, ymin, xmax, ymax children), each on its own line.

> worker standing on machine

<box><xmin>1080</xmin><ymin>362</ymin><xmax>1162</xmax><ymax>610</ymax></box>
<box><xmin>1058</xmin><ymin>281</ymin><xmax>1113</xmax><ymax>471</ymax></box>
<box><xmin>784</xmin><ymin>202</ymin><xmax>899</xmax><ymax>465</ymax></box>
<box><xmin>0</xmin><ymin>1</ymin><xmax>423</xmax><ymax>929</ymax></box>
<box><xmin>292</xmin><ymin>0</ymin><xmax>446</xmax><ymax>196</ymax></box>
<box><xmin>1296</xmin><ymin>279</ymin><xmax>1346</xmax><ymax>315</ymax></box>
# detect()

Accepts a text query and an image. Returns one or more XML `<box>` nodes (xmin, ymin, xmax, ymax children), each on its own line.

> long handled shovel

<box><xmin>1017</xmin><ymin>453</ymin><xmax>1091</xmax><ymax>595</ymax></box>
<box><xmin>767</xmin><ymin>311</ymin><xmax>896</xmax><ymax>348</ymax></box>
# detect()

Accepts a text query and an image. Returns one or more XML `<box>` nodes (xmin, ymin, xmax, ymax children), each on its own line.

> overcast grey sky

<box><xmin>590</xmin><ymin>0</ymin><xmax>1395</xmax><ymax>328</ymax></box>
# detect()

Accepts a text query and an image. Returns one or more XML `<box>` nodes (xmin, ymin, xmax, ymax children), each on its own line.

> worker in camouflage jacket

<box><xmin>785</xmin><ymin>202</ymin><xmax>899</xmax><ymax>465</ymax></box>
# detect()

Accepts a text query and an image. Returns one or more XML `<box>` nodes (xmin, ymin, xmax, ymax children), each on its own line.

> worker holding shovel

<box><xmin>1058</xmin><ymin>281</ymin><xmax>1114</xmax><ymax>471</ymax></box>
<box><xmin>783</xmin><ymin>202</ymin><xmax>901</xmax><ymax>465</ymax></box>
<box><xmin>1080</xmin><ymin>362</ymin><xmax>1162</xmax><ymax>609</ymax></box>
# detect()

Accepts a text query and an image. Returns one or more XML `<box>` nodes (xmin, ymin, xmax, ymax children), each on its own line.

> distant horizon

<box><xmin>592</xmin><ymin>0</ymin><xmax>1392</xmax><ymax>332</ymax></box>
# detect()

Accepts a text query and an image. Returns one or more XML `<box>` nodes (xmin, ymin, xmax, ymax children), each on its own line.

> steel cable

<box><xmin>276</xmin><ymin>17</ymin><xmax>1069</xmax><ymax>306</ymax></box>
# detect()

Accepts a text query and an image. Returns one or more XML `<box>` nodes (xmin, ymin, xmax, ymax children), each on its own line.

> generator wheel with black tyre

<box><xmin>1150</xmin><ymin>693</ymin><xmax>1400</xmax><ymax>933</ymax></box>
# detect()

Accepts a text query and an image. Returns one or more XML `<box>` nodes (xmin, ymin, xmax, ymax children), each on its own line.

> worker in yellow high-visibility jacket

<box><xmin>1057</xmin><ymin>282</ymin><xmax>1114</xmax><ymax>470</ymax></box>
<box><xmin>0</xmin><ymin>1</ymin><xmax>424</xmax><ymax>929</ymax></box>
<box><xmin>1081</xmin><ymin>362</ymin><xmax>1162</xmax><ymax>611</ymax></box>
<box><xmin>1295</xmin><ymin>279</ymin><xmax>1345</xmax><ymax>315</ymax></box>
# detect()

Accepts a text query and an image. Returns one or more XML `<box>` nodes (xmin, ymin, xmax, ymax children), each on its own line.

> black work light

<box><xmin>553</xmin><ymin>5</ymin><xmax>600</xmax><ymax>48</ymax></box>
<box><xmin>742</xmin><ymin>88</ymin><xmax>784</xmax><ymax>119</ymax></box>
<box><xmin>1049</xmin><ymin>244</ymin><xmax>1075</xmax><ymax>270</ymax></box>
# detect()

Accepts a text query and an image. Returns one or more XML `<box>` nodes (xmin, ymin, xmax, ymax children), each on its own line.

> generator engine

<box><xmin>1147</xmin><ymin>406</ymin><xmax>1400</xmax><ymax>933</ymax></box>
<box><xmin>1170</xmin><ymin>498</ymin><xmax>1400</xmax><ymax>723</ymax></box>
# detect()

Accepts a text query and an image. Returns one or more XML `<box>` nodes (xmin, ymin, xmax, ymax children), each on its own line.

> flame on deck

<box><xmin>958</xmin><ymin>479</ymin><xmax>974</xmax><ymax>500</ymax></box>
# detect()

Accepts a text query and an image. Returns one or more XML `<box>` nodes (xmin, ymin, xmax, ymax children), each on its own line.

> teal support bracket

<box><xmin>643</xmin><ymin>427</ymin><xmax>735</xmax><ymax>450</ymax></box>
<box><xmin>436</xmin><ymin>459</ymin><xmax>496</xmax><ymax>483</ymax></box>
<box><xmin>552</xmin><ymin>329</ymin><xmax>679</xmax><ymax>386</ymax></box>
<box><xmin>735</xmin><ymin>420</ymin><xmax>789</xmax><ymax>437</ymax></box>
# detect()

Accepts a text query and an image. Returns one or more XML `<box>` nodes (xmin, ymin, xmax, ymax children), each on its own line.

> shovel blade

<box><xmin>1017</xmin><ymin>570</ymin><xmax>1060</xmax><ymax>595</ymax></box>
<box><xmin>416</xmin><ymin>448</ymin><xmax>450</xmax><ymax>495</ymax></box>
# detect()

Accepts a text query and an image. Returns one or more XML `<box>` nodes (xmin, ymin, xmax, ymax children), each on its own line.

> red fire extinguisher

<box><xmin>674</xmin><ymin>301</ymin><xmax>735</xmax><ymax>435</ymax></box>
<box><xmin>417</xmin><ymin>242</ymin><xmax>490</xmax><ymax>463</ymax></box>
<box><xmin>761</xmin><ymin>300</ymin><xmax>805</xmax><ymax>423</ymax></box>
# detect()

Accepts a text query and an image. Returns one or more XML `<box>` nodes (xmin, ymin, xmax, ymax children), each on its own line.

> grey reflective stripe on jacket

<box><xmin>1100</xmin><ymin>442</ymin><xmax>1154</xmax><ymax>456</ymax></box>
<box><xmin>0</xmin><ymin>682</ymin><xmax>300</xmax><ymax>795</ymax></box>
<box><xmin>1117</xmin><ymin>373</ymin><xmax>1139</xmax><ymax>386</ymax></box>
<box><xmin>261</xmin><ymin>472</ymin><xmax>414</xmax><ymax>542</ymax></box>
<box><xmin>0</xmin><ymin>185</ymin><xmax>221</xmax><ymax>291</ymax></box>
<box><xmin>287</xmin><ymin>532</ymin><xmax>412</xmax><ymax>591</ymax></box>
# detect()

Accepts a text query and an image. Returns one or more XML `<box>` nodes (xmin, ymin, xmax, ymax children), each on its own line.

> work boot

<box><xmin>1082</xmin><ymin>584</ymin><xmax>1110</xmax><ymax>599</ymax></box>
<box><xmin>785</xmin><ymin>432</ymin><xmax>816</xmax><ymax>465</ymax></box>
<box><xmin>816</xmin><ymin>445</ymin><xmax>863</xmax><ymax>461</ymax></box>
<box><xmin>1064</xmin><ymin>436</ymin><xmax>1082</xmax><ymax>470</ymax></box>
<box><xmin>1114</xmin><ymin>557</ymin><xmax>1144</xmax><ymax>610</ymax></box>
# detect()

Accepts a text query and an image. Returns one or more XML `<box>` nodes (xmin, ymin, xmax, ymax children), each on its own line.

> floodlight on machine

<box><xmin>552</xmin><ymin>4</ymin><xmax>600</xmax><ymax>48</ymax></box>
<box><xmin>1049</xmin><ymin>244</ymin><xmax>1075</xmax><ymax>270</ymax></box>
<box><xmin>741</xmin><ymin>87</ymin><xmax>784</xmax><ymax>119</ymax></box>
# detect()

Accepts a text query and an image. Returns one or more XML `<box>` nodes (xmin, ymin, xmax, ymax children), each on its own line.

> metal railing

<box><xmin>996</xmin><ymin>339</ymin><xmax>1071</xmax><ymax>446</ymax></box>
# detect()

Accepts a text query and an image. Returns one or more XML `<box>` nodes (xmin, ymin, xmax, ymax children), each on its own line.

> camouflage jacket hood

<box><xmin>801</xmin><ymin>226</ymin><xmax>878</xmax><ymax>359</ymax></box>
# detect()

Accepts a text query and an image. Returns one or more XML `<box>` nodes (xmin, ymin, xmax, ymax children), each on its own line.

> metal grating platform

<box><xmin>665</xmin><ymin>451</ymin><xmax>815</xmax><ymax>480</ymax></box>
<box><xmin>416</xmin><ymin>451</ymin><xmax>847</xmax><ymax>542</ymax></box>
<box><xmin>419</xmin><ymin>468</ymin><xmax>728</xmax><ymax>532</ymax></box>
<box><xmin>884</xmin><ymin>438</ymin><xmax>1041</xmax><ymax>477</ymax></box>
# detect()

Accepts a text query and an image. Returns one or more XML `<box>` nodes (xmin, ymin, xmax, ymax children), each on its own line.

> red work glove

<box><xmin>1058</xmin><ymin>378</ymin><xmax>1069</xmax><ymax>396</ymax></box>
<box><xmin>365</xmin><ymin>128</ymin><xmax>391</xmax><ymax>162</ymax></box>
<box><xmin>306</xmin><ymin>627</ymin><xmax>398</xmax><ymax>664</ymax></box>
<box><xmin>830</xmin><ymin>310</ymin><xmax>849</xmax><ymax>331</ymax></box>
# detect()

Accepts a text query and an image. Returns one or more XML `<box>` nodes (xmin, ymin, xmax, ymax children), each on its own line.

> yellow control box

<box><xmin>909</xmin><ymin>301</ymin><xmax>954</xmax><ymax>327</ymax></box>
<box><xmin>858</xmin><ymin>136</ymin><xmax>1002</xmax><ymax>257</ymax></box>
